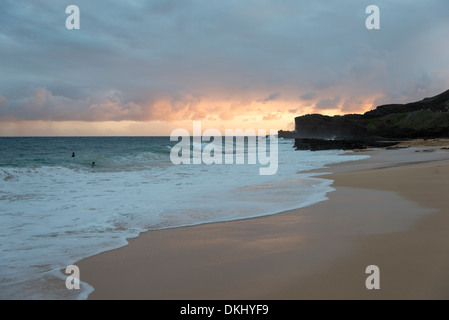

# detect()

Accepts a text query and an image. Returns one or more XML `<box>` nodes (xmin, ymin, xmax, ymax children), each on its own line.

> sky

<box><xmin>1</xmin><ymin>0</ymin><xmax>449</xmax><ymax>136</ymax></box>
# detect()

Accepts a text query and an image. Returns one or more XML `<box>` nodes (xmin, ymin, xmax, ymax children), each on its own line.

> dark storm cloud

<box><xmin>315</xmin><ymin>96</ymin><xmax>341</xmax><ymax>110</ymax></box>
<box><xmin>260</xmin><ymin>92</ymin><xmax>280</xmax><ymax>103</ymax></box>
<box><xmin>299</xmin><ymin>92</ymin><xmax>317</xmax><ymax>101</ymax></box>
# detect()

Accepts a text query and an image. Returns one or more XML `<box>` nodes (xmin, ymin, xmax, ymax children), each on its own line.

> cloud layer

<box><xmin>1</xmin><ymin>0</ymin><xmax>449</xmax><ymax>132</ymax></box>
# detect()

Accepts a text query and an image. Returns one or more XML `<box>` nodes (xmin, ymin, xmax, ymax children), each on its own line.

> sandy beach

<box><xmin>76</xmin><ymin>141</ymin><xmax>449</xmax><ymax>300</ymax></box>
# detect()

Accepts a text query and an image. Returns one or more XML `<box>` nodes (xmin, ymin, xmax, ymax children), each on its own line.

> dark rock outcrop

<box><xmin>294</xmin><ymin>138</ymin><xmax>398</xmax><ymax>151</ymax></box>
<box><xmin>277</xmin><ymin>130</ymin><xmax>297</xmax><ymax>139</ymax></box>
<box><xmin>294</xmin><ymin>114</ymin><xmax>369</xmax><ymax>140</ymax></box>
<box><xmin>290</xmin><ymin>89</ymin><xmax>449</xmax><ymax>150</ymax></box>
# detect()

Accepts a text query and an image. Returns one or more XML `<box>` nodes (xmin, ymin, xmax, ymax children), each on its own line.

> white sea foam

<box><xmin>0</xmin><ymin>140</ymin><xmax>369</xmax><ymax>299</ymax></box>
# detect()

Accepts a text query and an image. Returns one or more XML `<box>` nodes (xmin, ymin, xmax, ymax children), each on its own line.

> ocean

<box><xmin>0</xmin><ymin>136</ymin><xmax>369</xmax><ymax>299</ymax></box>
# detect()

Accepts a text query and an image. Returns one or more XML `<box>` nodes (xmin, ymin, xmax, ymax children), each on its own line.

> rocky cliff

<box><xmin>278</xmin><ymin>89</ymin><xmax>449</xmax><ymax>150</ymax></box>
<box><xmin>293</xmin><ymin>89</ymin><xmax>449</xmax><ymax>140</ymax></box>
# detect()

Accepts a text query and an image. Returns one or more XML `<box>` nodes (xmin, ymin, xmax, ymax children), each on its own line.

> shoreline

<box><xmin>76</xmin><ymin>143</ymin><xmax>449</xmax><ymax>299</ymax></box>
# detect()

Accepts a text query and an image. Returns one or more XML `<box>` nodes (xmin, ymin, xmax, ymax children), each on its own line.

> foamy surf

<box><xmin>0</xmin><ymin>137</ymin><xmax>369</xmax><ymax>299</ymax></box>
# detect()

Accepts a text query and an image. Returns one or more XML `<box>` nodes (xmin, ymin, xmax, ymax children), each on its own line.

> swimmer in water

<box><xmin>91</xmin><ymin>162</ymin><xmax>95</xmax><ymax>168</ymax></box>
<box><xmin>72</xmin><ymin>152</ymin><xmax>75</xmax><ymax>157</ymax></box>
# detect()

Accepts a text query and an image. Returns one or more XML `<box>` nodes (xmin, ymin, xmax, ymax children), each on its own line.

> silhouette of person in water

<box><xmin>72</xmin><ymin>152</ymin><xmax>75</xmax><ymax>157</ymax></box>
<box><xmin>91</xmin><ymin>162</ymin><xmax>95</xmax><ymax>168</ymax></box>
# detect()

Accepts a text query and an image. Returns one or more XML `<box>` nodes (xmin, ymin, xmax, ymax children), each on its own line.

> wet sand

<box><xmin>76</xmin><ymin>143</ymin><xmax>449</xmax><ymax>299</ymax></box>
